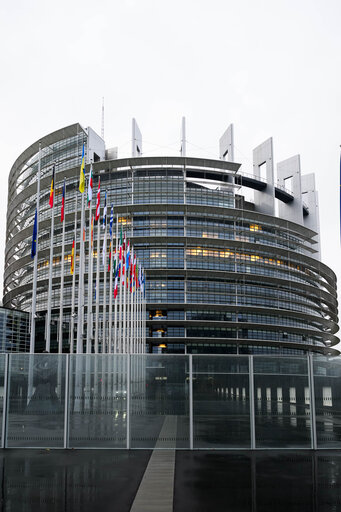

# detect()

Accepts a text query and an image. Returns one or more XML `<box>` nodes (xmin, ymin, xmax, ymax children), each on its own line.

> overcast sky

<box><xmin>0</xmin><ymin>0</ymin><xmax>340</xmax><ymax>325</ymax></box>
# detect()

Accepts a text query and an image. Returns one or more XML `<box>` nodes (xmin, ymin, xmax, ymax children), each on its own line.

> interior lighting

<box><xmin>250</xmin><ymin>224</ymin><xmax>262</xmax><ymax>231</ymax></box>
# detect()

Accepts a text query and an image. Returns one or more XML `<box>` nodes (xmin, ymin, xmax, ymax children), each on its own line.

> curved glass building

<box><xmin>3</xmin><ymin>121</ymin><xmax>339</xmax><ymax>354</ymax></box>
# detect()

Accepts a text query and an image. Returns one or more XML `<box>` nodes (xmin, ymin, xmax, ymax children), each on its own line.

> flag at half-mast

<box><xmin>61</xmin><ymin>179</ymin><xmax>65</xmax><ymax>222</ymax></box>
<box><xmin>70</xmin><ymin>239</ymin><xmax>75</xmax><ymax>274</ymax></box>
<box><xmin>49</xmin><ymin>165</ymin><xmax>55</xmax><ymax>208</ymax></box>
<box><xmin>95</xmin><ymin>178</ymin><xmax>100</xmax><ymax>221</ymax></box>
<box><xmin>31</xmin><ymin>209</ymin><xmax>38</xmax><ymax>259</ymax></box>
<box><xmin>79</xmin><ymin>143</ymin><xmax>85</xmax><ymax>193</ymax></box>
<box><xmin>87</xmin><ymin>164</ymin><xmax>93</xmax><ymax>205</ymax></box>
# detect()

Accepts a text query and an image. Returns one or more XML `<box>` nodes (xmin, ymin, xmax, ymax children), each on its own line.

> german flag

<box><xmin>70</xmin><ymin>239</ymin><xmax>75</xmax><ymax>275</ymax></box>
<box><xmin>49</xmin><ymin>165</ymin><xmax>55</xmax><ymax>208</ymax></box>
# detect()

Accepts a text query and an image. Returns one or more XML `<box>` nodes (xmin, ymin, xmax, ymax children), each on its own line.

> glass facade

<box><xmin>0</xmin><ymin>307</ymin><xmax>30</xmax><ymax>352</ymax></box>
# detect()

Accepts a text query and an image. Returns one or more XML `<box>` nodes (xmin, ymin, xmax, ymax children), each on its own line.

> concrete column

<box><xmin>132</xmin><ymin>118</ymin><xmax>142</xmax><ymax>157</ymax></box>
<box><xmin>277</xmin><ymin>155</ymin><xmax>303</xmax><ymax>224</ymax></box>
<box><xmin>219</xmin><ymin>124</ymin><xmax>234</xmax><ymax>162</ymax></box>
<box><xmin>253</xmin><ymin>137</ymin><xmax>275</xmax><ymax>215</ymax></box>
<box><xmin>302</xmin><ymin>173</ymin><xmax>320</xmax><ymax>260</ymax></box>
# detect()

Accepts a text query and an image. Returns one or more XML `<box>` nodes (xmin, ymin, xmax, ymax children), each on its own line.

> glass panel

<box><xmin>192</xmin><ymin>355</ymin><xmax>250</xmax><ymax>448</ymax></box>
<box><xmin>130</xmin><ymin>355</ymin><xmax>189</xmax><ymax>448</ymax></box>
<box><xmin>68</xmin><ymin>355</ymin><xmax>127</xmax><ymax>448</ymax></box>
<box><xmin>253</xmin><ymin>356</ymin><xmax>311</xmax><ymax>448</ymax></box>
<box><xmin>6</xmin><ymin>354</ymin><xmax>66</xmax><ymax>448</ymax></box>
<box><xmin>0</xmin><ymin>354</ymin><xmax>6</xmax><ymax>445</ymax></box>
<box><xmin>313</xmin><ymin>355</ymin><xmax>341</xmax><ymax>448</ymax></box>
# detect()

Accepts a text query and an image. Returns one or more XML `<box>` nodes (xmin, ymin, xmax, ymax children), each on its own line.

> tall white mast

<box><xmin>30</xmin><ymin>142</ymin><xmax>41</xmax><ymax>354</ymax></box>
<box><xmin>58</xmin><ymin>179</ymin><xmax>66</xmax><ymax>353</ymax></box>
<box><xmin>70</xmin><ymin>192</ymin><xmax>78</xmax><ymax>354</ymax></box>
<box><xmin>108</xmin><ymin>205</ymin><xmax>114</xmax><ymax>353</ymax></box>
<box><xmin>46</xmin><ymin>164</ymin><xmax>56</xmax><ymax>352</ymax></box>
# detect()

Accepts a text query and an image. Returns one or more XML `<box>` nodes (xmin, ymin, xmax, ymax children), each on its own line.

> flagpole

<box><xmin>70</xmin><ymin>193</ymin><xmax>78</xmax><ymax>354</ymax></box>
<box><xmin>130</xmin><ymin>247</ymin><xmax>134</xmax><ymax>354</ymax></box>
<box><xmin>108</xmin><ymin>207</ymin><xmax>114</xmax><ymax>354</ymax></box>
<box><xmin>133</xmin><ymin>258</ymin><xmax>137</xmax><ymax>354</ymax></box>
<box><xmin>46</xmin><ymin>164</ymin><xmax>56</xmax><ymax>352</ymax></box>
<box><xmin>95</xmin><ymin>213</ymin><xmax>100</xmax><ymax>354</ymax></box>
<box><xmin>118</xmin><ymin>247</ymin><xmax>123</xmax><ymax>353</ymax></box>
<box><xmin>86</xmin><ymin>208</ymin><xmax>92</xmax><ymax>353</ymax></box>
<box><xmin>58</xmin><ymin>179</ymin><xmax>66</xmax><ymax>353</ymax></box>
<box><xmin>114</xmin><ymin>214</ymin><xmax>119</xmax><ymax>353</ymax></box>
<box><xmin>30</xmin><ymin>142</ymin><xmax>41</xmax><ymax>354</ymax></box>
<box><xmin>76</xmin><ymin>187</ymin><xmax>85</xmax><ymax>354</ymax></box>
<box><xmin>123</xmin><ymin>238</ymin><xmax>127</xmax><ymax>354</ymax></box>
<box><xmin>86</xmin><ymin>166</ymin><xmax>93</xmax><ymax>354</ymax></box>
<box><xmin>143</xmin><ymin>270</ymin><xmax>146</xmax><ymax>353</ymax></box>
<box><xmin>102</xmin><ymin>215</ymin><xmax>107</xmax><ymax>353</ymax></box>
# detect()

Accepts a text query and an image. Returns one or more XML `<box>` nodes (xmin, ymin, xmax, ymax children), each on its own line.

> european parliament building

<box><xmin>0</xmin><ymin>119</ymin><xmax>340</xmax><ymax>456</ymax></box>
<box><xmin>3</xmin><ymin>120</ymin><xmax>339</xmax><ymax>356</ymax></box>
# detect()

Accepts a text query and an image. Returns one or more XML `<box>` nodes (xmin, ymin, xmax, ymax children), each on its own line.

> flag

<box><xmin>49</xmin><ymin>165</ymin><xmax>55</xmax><ymax>208</ymax></box>
<box><xmin>109</xmin><ymin>204</ymin><xmax>114</xmax><ymax>238</ymax></box>
<box><xmin>119</xmin><ymin>225</ymin><xmax>123</xmax><ymax>260</ymax></box>
<box><xmin>114</xmin><ymin>260</ymin><xmax>119</xmax><ymax>299</ymax></box>
<box><xmin>61</xmin><ymin>179</ymin><xmax>65</xmax><ymax>222</ymax></box>
<box><xmin>70</xmin><ymin>239</ymin><xmax>75</xmax><ymax>274</ymax></box>
<box><xmin>126</xmin><ymin>240</ymin><xmax>130</xmax><ymax>272</ymax></box>
<box><xmin>122</xmin><ymin>233</ymin><xmax>126</xmax><ymax>279</ymax></box>
<box><xmin>103</xmin><ymin>191</ymin><xmax>107</xmax><ymax>229</ymax></box>
<box><xmin>133</xmin><ymin>254</ymin><xmax>137</xmax><ymax>289</ymax></box>
<box><xmin>31</xmin><ymin>209</ymin><xmax>38</xmax><ymax>259</ymax></box>
<box><xmin>113</xmin><ymin>249</ymin><xmax>117</xmax><ymax>276</ymax></box>
<box><xmin>87</xmin><ymin>164</ymin><xmax>93</xmax><ymax>205</ymax></box>
<box><xmin>95</xmin><ymin>178</ymin><xmax>101</xmax><ymax>221</ymax></box>
<box><xmin>142</xmin><ymin>269</ymin><xmax>145</xmax><ymax>298</ymax></box>
<box><xmin>79</xmin><ymin>143</ymin><xmax>85</xmax><ymax>193</ymax></box>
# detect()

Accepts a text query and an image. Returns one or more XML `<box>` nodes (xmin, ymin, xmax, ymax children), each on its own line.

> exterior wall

<box><xmin>3</xmin><ymin>125</ymin><xmax>339</xmax><ymax>354</ymax></box>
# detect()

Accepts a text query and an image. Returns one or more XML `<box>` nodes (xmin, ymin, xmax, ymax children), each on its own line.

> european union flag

<box><xmin>31</xmin><ymin>209</ymin><xmax>37</xmax><ymax>258</ymax></box>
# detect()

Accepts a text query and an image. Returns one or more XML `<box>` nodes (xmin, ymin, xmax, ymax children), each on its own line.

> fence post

<box><xmin>127</xmin><ymin>354</ymin><xmax>131</xmax><ymax>449</ymax></box>
<box><xmin>249</xmin><ymin>355</ymin><xmax>256</xmax><ymax>450</ymax></box>
<box><xmin>1</xmin><ymin>354</ymin><xmax>9</xmax><ymax>449</ymax></box>
<box><xmin>63</xmin><ymin>354</ymin><xmax>70</xmax><ymax>449</ymax></box>
<box><xmin>308</xmin><ymin>353</ymin><xmax>317</xmax><ymax>450</ymax></box>
<box><xmin>189</xmin><ymin>354</ymin><xmax>193</xmax><ymax>450</ymax></box>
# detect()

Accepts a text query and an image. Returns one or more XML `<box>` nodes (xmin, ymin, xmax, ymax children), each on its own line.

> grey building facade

<box><xmin>3</xmin><ymin>121</ymin><xmax>339</xmax><ymax>355</ymax></box>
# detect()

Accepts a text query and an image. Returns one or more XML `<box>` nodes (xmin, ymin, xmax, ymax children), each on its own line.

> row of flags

<box><xmin>31</xmin><ymin>142</ymin><xmax>146</xmax><ymax>297</ymax></box>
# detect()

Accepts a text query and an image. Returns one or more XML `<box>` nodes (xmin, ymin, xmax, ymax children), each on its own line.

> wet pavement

<box><xmin>0</xmin><ymin>449</ymin><xmax>340</xmax><ymax>511</ymax></box>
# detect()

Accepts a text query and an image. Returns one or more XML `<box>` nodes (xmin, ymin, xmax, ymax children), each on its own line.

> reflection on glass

<box><xmin>254</xmin><ymin>357</ymin><xmax>311</xmax><ymax>448</ymax></box>
<box><xmin>6</xmin><ymin>354</ymin><xmax>66</xmax><ymax>448</ymax></box>
<box><xmin>193</xmin><ymin>355</ymin><xmax>250</xmax><ymax>448</ymax></box>
<box><xmin>313</xmin><ymin>355</ymin><xmax>341</xmax><ymax>448</ymax></box>
<box><xmin>68</xmin><ymin>355</ymin><xmax>127</xmax><ymax>448</ymax></box>
<box><xmin>130</xmin><ymin>355</ymin><xmax>189</xmax><ymax>448</ymax></box>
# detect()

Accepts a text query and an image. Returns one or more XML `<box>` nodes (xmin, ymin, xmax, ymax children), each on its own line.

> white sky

<box><xmin>0</xmin><ymin>0</ymin><xmax>340</xmax><ymax>331</ymax></box>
